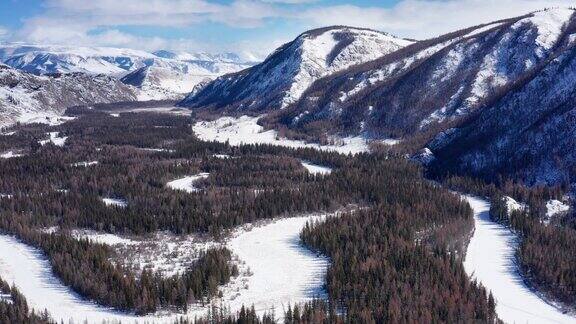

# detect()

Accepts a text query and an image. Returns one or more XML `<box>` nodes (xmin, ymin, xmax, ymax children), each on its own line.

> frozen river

<box><xmin>0</xmin><ymin>213</ymin><xmax>329</xmax><ymax>323</ymax></box>
<box><xmin>463</xmin><ymin>195</ymin><xmax>575</xmax><ymax>324</ymax></box>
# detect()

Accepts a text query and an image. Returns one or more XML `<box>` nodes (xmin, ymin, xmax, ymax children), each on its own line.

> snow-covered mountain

<box><xmin>121</xmin><ymin>56</ymin><xmax>252</xmax><ymax>100</ymax></box>
<box><xmin>429</xmin><ymin>9</ymin><xmax>576</xmax><ymax>186</ymax></box>
<box><xmin>180</xmin><ymin>26</ymin><xmax>413</xmax><ymax>111</ymax></box>
<box><xmin>0</xmin><ymin>64</ymin><xmax>137</xmax><ymax>127</ymax></box>
<box><xmin>0</xmin><ymin>44</ymin><xmax>252</xmax><ymax>100</ymax></box>
<box><xmin>181</xmin><ymin>9</ymin><xmax>576</xmax><ymax>188</ymax></box>
<box><xmin>262</xmin><ymin>9</ymin><xmax>574</xmax><ymax>138</ymax></box>
<box><xmin>153</xmin><ymin>50</ymin><xmax>247</xmax><ymax>65</ymax></box>
<box><xmin>0</xmin><ymin>44</ymin><xmax>155</xmax><ymax>75</ymax></box>
<box><xmin>266</xmin><ymin>9</ymin><xmax>576</xmax><ymax>187</ymax></box>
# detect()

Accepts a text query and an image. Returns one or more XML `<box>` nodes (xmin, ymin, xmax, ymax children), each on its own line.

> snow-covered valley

<box><xmin>0</xmin><ymin>213</ymin><xmax>332</xmax><ymax>323</ymax></box>
<box><xmin>2</xmin><ymin>7</ymin><xmax>576</xmax><ymax>323</ymax></box>
<box><xmin>0</xmin><ymin>234</ymin><xmax>182</xmax><ymax>323</ymax></box>
<box><xmin>213</xmin><ymin>214</ymin><xmax>330</xmax><ymax>318</ymax></box>
<box><xmin>463</xmin><ymin>195</ymin><xmax>575</xmax><ymax>323</ymax></box>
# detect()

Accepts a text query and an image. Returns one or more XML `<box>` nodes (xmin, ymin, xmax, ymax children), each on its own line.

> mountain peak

<box><xmin>181</xmin><ymin>25</ymin><xmax>413</xmax><ymax>111</ymax></box>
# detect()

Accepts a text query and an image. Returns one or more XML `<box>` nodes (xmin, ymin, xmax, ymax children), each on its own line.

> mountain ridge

<box><xmin>0</xmin><ymin>44</ymin><xmax>253</xmax><ymax>100</ymax></box>
<box><xmin>0</xmin><ymin>64</ymin><xmax>137</xmax><ymax>127</ymax></box>
<box><xmin>180</xmin><ymin>8</ymin><xmax>576</xmax><ymax>188</ymax></box>
<box><xmin>180</xmin><ymin>26</ymin><xmax>413</xmax><ymax>111</ymax></box>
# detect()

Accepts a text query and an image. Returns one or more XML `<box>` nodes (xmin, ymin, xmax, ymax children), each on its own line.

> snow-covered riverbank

<box><xmin>0</xmin><ymin>213</ymin><xmax>330</xmax><ymax>323</ymax></box>
<box><xmin>463</xmin><ymin>195</ymin><xmax>575</xmax><ymax>324</ymax></box>
<box><xmin>215</xmin><ymin>214</ymin><xmax>329</xmax><ymax>318</ymax></box>
<box><xmin>0</xmin><ymin>234</ymin><xmax>183</xmax><ymax>323</ymax></box>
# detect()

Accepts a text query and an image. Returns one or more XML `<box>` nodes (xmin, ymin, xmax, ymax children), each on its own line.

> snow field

<box><xmin>166</xmin><ymin>173</ymin><xmax>210</xmax><ymax>193</ymax></box>
<box><xmin>212</xmin><ymin>213</ymin><xmax>331</xmax><ymax>319</ymax></box>
<box><xmin>545</xmin><ymin>199</ymin><xmax>570</xmax><ymax>217</ymax></box>
<box><xmin>193</xmin><ymin>115</ymin><xmax>369</xmax><ymax>154</ymax></box>
<box><xmin>0</xmin><ymin>150</ymin><xmax>23</xmax><ymax>159</ymax></box>
<box><xmin>300</xmin><ymin>161</ymin><xmax>332</xmax><ymax>175</ymax></box>
<box><xmin>17</xmin><ymin>111</ymin><xmax>76</xmax><ymax>126</ymax></box>
<box><xmin>71</xmin><ymin>161</ymin><xmax>99</xmax><ymax>167</ymax></box>
<box><xmin>74</xmin><ymin>230</ymin><xmax>218</xmax><ymax>278</ymax></box>
<box><xmin>0</xmin><ymin>234</ymin><xmax>184</xmax><ymax>323</ymax></box>
<box><xmin>72</xmin><ymin>229</ymin><xmax>137</xmax><ymax>247</ymax></box>
<box><xmin>463</xmin><ymin>195</ymin><xmax>575</xmax><ymax>323</ymax></box>
<box><xmin>0</xmin><ymin>212</ymin><xmax>333</xmax><ymax>323</ymax></box>
<box><xmin>102</xmin><ymin>197</ymin><xmax>128</xmax><ymax>208</ymax></box>
<box><xmin>39</xmin><ymin>132</ymin><xmax>67</xmax><ymax>147</ymax></box>
<box><xmin>504</xmin><ymin>196</ymin><xmax>526</xmax><ymax>214</ymax></box>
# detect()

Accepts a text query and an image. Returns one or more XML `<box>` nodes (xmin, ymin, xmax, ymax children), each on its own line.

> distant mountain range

<box><xmin>0</xmin><ymin>64</ymin><xmax>136</xmax><ymax>127</ymax></box>
<box><xmin>181</xmin><ymin>8</ymin><xmax>576</xmax><ymax>188</ymax></box>
<box><xmin>0</xmin><ymin>44</ymin><xmax>253</xmax><ymax>100</ymax></box>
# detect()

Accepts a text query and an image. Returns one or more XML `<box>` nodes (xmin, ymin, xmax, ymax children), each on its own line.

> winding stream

<box><xmin>1</xmin><ymin>183</ymin><xmax>574</xmax><ymax>322</ymax></box>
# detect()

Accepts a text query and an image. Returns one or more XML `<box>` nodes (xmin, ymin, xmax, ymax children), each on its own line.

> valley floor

<box><xmin>463</xmin><ymin>195</ymin><xmax>575</xmax><ymax>323</ymax></box>
<box><xmin>0</xmin><ymin>234</ymin><xmax>181</xmax><ymax>323</ymax></box>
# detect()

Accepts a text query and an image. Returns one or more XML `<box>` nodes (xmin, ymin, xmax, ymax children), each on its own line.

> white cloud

<box><xmin>261</xmin><ymin>0</ymin><xmax>317</xmax><ymax>3</ymax></box>
<box><xmin>6</xmin><ymin>0</ymin><xmax>576</xmax><ymax>57</ymax></box>
<box><xmin>12</xmin><ymin>0</ymin><xmax>286</xmax><ymax>56</ymax></box>
<box><xmin>299</xmin><ymin>0</ymin><xmax>576</xmax><ymax>39</ymax></box>
<box><xmin>24</xmin><ymin>0</ymin><xmax>280</xmax><ymax>29</ymax></box>
<box><xmin>0</xmin><ymin>26</ymin><xmax>9</xmax><ymax>40</ymax></box>
<box><xmin>231</xmin><ymin>37</ymin><xmax>291</xmax><ymax>61</ymax></box>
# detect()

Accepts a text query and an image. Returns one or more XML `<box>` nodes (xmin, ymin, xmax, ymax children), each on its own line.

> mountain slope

<box><xmin>180</xmin><ymin>26</ymin><xmax>413</xmax><ymax>111</ymax></box>
<box><xmin>261</xmin><ymin>8</ymin><xmax>575</xmax><ymax>187</ymax></box>
<box><xmin>182</xmin><ymin>9</ymin><xmax>576</xmax><ymax>188</ymax></box>
<box><xmin>0</xmin><ymin>64</ymin><xmax>137</xmax><ymax>127</ymax></box>
<box><xmin>429</xmin><ymin>14</ymin><xmax>576</xmax><ymax>186</ymax></box>
<box><xmin>265</xmin><ymin>9</ymin><xmax>575</xmax><ymax>140</ymax></box>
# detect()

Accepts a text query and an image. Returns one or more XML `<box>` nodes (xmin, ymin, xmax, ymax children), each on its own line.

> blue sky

<box><xmin>0</xmin><ymin>0</ymin><xmax>572</xmax><ymax>59</ymax></box>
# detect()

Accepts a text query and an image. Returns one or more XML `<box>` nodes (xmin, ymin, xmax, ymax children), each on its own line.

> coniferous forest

<box><xmin>0</xmin><ymin>109</ymin><xmax>529</xmax><ymax>321</ymax></box>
